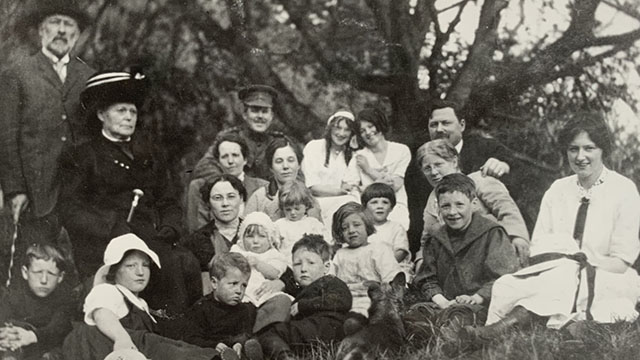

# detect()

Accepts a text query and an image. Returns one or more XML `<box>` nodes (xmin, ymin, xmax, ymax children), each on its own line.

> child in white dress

<box><xmin>361</xmin><ymin>183</ymin><xmax>414</xmax><ymax>282</ymax></box>
<box><xmin>331</xmin><ymin>202</ymin><xmax>402</xmax><ymax>317</ymax></box>
<box><xmin>229</xmin><ymin>212</ymin><xmax>290</xmax><ymax>306</ymax></box>
<box><xmin>274</xmin><ymin>181</ymin><xmax>325</xmax><ymax>258</ymax></box>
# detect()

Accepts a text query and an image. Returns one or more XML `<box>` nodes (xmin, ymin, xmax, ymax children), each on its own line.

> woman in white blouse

<box><xmin>459</xmin><ymin>112</ymin><xmax>640</xmax><ymax>349</ymax></box>
<box><xmin>301</xmin><ymin>110</ymin><xmax>359</xmax><ymax>233</ymax></box>
<box><xmin>342</xmin><ymin>108</ymin><xmax>411</xmax><ymax>230</ymax></box>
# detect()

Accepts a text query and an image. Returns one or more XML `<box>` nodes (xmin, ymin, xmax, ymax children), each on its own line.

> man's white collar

<box><xmin>455</xmin><ymin>139</ymin><xmax>464</xmax><ymax>154</ymax></box>
<box><xmin>41</xmin><ymin>47</ymin><xmax>70</xmax><ymax>65</ymax></box>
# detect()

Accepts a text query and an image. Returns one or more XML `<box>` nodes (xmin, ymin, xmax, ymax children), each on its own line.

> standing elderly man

<box><xmin>0</xmin><ymin>0</ymin><xmax>94</xmax><ymax>285</ymax></box>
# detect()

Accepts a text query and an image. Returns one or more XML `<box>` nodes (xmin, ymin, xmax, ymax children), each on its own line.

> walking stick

<box><xmin>127</xmin><ymin>189</ymin><xmax>144</xmax><ymax>223</ymax></box>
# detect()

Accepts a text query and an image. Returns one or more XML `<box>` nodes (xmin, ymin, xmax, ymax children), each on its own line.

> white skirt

<box><xmin>486</xmin><ymin>259</ymin><xmax>640</xmax><ymax>328</ymax></box>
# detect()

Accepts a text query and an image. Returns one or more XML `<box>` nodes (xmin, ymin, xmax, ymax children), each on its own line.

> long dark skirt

<box><xmin>62</xmin><ymin>322</ymin><xmax>217</xmax><ymax>360</ymax></box>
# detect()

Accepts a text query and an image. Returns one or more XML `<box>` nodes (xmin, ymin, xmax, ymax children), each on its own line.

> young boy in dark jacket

<box><xmin>0</xmin><ymin>244</ymin><xmax>75</xmax><ymax>360</ymax></box>
<box><xmin>412</xmin><ymin>173</ymin><xmax>519</xmax><ymax>323</ymax></box>
<box><xmin>258</xmin><ymin>234</ymin><xmax>352</xmax><ymax>360</ymax></box>
<box><xmin>173</xmin><ymin>252</ymin><xmax>257</xmax><ymax>358</ymax></box>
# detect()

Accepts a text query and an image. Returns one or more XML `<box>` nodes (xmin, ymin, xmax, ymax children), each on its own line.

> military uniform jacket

<box><xmin>57</xmin><ymin>134</ymin><xmax>181</xmax><ymax>264</ymax></box>
<box><xmin>0</xmin><ymin>52</ymin><xmax>94</xmax><ymax>216</ymax></box>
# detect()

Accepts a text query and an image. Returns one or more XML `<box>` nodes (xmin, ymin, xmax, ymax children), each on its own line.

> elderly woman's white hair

<box><xmin>415</xmin><ymin>139</ymin><xmax>459</xmax><ymax>168</ymax></box>
<box><xmin>238</xmin><ymin>212</ymin><xmax>282</xmax><ymax>250</ymax></box>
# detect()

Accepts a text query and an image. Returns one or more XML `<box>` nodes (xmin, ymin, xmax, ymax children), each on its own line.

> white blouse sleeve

<box><xmin>390</xmin><ymin>222</ymin><xmax>410</xmax><ymax>253</ymax></box>
<box><xmin>343</xmin><ymin>155</ymin><xmax>361</xmax><ymax>185</ymax></box>
<box><xmin>83</xmin><ymin>284</ymin><xmax>129</xmax><ymax>326</ymax></box>
<box><xmin>609</xmin><ymin>178</ymin><xmax>640</xmax><ymax>264</ymax></box>
<box><xmin>390</xmin><ymin>143</ymin><xmax>411</xmax><ymax>178</ymax></box>
<box><xmin>529</xmin><ymin>183</ymin><xmax>557</xmax><ymax>256</ymax></box>
<box><xmin>302</xmin><ymin>140</ymin><xmax>325</xmax><ymax>188</ymax></box>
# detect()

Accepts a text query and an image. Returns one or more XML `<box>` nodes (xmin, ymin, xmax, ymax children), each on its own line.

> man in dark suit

<box><xmin>427</xmin><ymin>100</ymin><xmax>512</xmax><ymax>178</ymax></box>
<box><xmin>58</xmin><ymin>70</ymin><xmax>201</xmax><ymax>314</ymax></box>
<box><xmin>0</xmin><ymin>0</ymin><xmax>94</xmax><ymax>286</ymax></box>
<box><xmin>407</xmin><ymin>100</ymin><xmax>527</xmax><ymax>261</ymax></box>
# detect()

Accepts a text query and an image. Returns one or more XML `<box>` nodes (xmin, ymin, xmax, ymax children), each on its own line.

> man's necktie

<box><xmin>53</xmin><ymin>60</ymin><xmax>67</xmax><ymax>83</ymax></box>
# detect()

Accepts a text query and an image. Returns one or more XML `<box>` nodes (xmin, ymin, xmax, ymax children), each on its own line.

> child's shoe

<box><xmin>243</xmin><ymin>338</ymin><xmax>264</xmax><ymax>360</ymax></box>
<box><xmin>218</xmin><ymin>346</ymin><xmax>240</xmax><ymax>360</ymax></box>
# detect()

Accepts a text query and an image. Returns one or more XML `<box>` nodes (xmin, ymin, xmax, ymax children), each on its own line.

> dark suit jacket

<box><xmin>458</xmin><ymin>133</ymin><xmax>513</xmax><ymax>175</ymax></box>
<box><xmin>57</xmin><ymin>134</ymin><xmax>182</xmax><ymax>274</ymax></box>
<box><xmin>0</xmin><ymin>51</ymin><xmax>94</xmax><ymax>216</ymax></box>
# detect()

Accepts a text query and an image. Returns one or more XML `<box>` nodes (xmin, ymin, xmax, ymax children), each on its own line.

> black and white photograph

<box><xmin>0</xmin><ymin>0</ymin><xmax>639</xmax><ymax>359</ymax></box>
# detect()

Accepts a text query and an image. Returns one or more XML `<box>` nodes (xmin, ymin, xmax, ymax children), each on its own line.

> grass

<box><xmin>291</xmin><ymin>320</ymin><xmax>640</xmax><ymax>360</ymax></box>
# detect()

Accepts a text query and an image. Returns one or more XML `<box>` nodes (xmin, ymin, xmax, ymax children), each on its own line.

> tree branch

<box><xmin>447</xmin><ymin>0</ymin><xmax>508</xmax><ymax>108</ymax></box>
<box><xmin>279</xmin><ymin>0</ymin><xmax>403</xmax><ymax>96</ymax></box>
<box><xmin>601</xmin><ymin>0</ymin><xmax>640</xmax><ymax>21</ymax></box>
<box><xmin>464</xmin><ymin>0</ymin><xmax>640</xmax><ymax>120</ymax></box>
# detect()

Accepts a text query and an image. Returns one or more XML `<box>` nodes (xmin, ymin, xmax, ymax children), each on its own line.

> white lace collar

<box><xmin>577</xmin><ymin>167</ymin><xmax>607</xmax><ymax>200</ymax></box>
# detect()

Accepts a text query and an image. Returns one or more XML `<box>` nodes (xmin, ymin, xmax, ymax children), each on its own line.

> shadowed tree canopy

<box><xmin>1</xmin><ymin>0</ymin><xmax>639</xmax><ymax>235</ymax></box>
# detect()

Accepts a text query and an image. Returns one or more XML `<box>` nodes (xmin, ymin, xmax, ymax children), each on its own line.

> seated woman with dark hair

<box><xmin>458</xmin><ymin>112</ymin><xmax>640</xmax><ymax>349</ymax></box>
<box><xmin>182</xmin><ymin>174</ymin><xmax>247</xmax><ymax>294</ymax></box>
<box><xmin>245</xmin><ymin>135</ymin><xmax>322</xmax><ymax>222</ymax></box>
<box><xmin>186</xmin><ymin>133</ymin><xmax>268</xmax><ymax>233</ymax></box>
<box><xmin>301</xmin><ymin>110</ymin><xmax>359</xmax><ymax>233</ymax></box>
<box><xmin>342</xmin><ymin>108</ymin><xmax>411</xmax><ymax>230</ymax></box>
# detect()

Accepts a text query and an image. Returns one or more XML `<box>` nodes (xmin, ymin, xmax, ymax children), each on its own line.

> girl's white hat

<box><xmin>93</xmin><ymin>233</ymin><xmax>161</xmax><ymax>287</ymax></box>
<box><xmin>238</xmin><ymin>212</ymin><xmax>281</xmax><ymax>250</ymax></box>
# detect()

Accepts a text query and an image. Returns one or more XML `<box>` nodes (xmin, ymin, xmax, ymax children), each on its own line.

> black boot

<box><xmin>462</xmin><ymin>305</ymin><xmax>534</xmax><ymax>344</ymax></box>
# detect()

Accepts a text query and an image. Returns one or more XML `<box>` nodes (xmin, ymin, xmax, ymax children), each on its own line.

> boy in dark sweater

<box><xmin>177</xmin><ymin>252</ymin><xmax>257</xmax><ymax>357</ymax></box>
<box><xmin>0</xmin><ymin>244</ymin><xmax>75</xmax><ymax>360</ymax></box>
<box><xmin>412</xmin><ymin>174</ymin><xmax>519</xmax><ymax>325</ymax></box>
<box><xmin>258</xmin><ymin>234</ymin><xmax>352</xmax><ymax>360</ymax></box>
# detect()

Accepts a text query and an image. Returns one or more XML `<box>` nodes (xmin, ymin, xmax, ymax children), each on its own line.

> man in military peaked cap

<box><xmin>185</xmin><ymin>84</ymin><xmax>290</xmax><ymax>232</ymax></box>
<box><xmin>0</xmin><ymin>0</ymin><xmax>95</xmax><ymax>287</ymax></box>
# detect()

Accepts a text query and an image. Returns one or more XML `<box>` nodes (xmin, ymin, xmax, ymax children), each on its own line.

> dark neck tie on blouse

<box><xmin>573</xmin><ymin>197</ymin><xmax>590</xmax><ymax>246</ymax></box>
<box><xmin>571</xmin><ymin>197</ymin><xmax>594</xmax><ymax>320</ymax></box>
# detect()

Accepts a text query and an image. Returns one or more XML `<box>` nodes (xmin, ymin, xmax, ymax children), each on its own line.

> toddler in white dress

<box><xmin>274</xmin><ymin>181</ymin><xmax>326</xmax><ymax>260</ymax></box>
